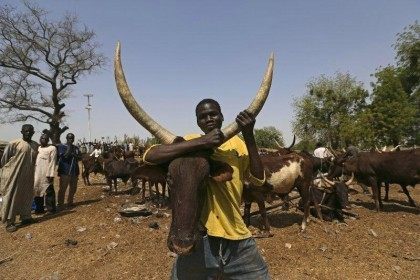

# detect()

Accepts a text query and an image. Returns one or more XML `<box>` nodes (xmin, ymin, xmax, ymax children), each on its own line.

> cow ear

<box><xmin>209</xmin><ymin>160</ymin><xmax>233</xmax><ymax>182</ymax></box>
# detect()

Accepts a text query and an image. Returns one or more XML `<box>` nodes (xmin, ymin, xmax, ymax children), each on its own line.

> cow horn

<box><xmin>391</xmin><ymin>145</ymin><xmax>400</xmax><ymax>152</ymax></box>
<box><xmin>114</xmin><ymin>42</ymin><xmax>177</xmax><ymax>144</ymax></box>
<box><xmin>275</xmin><ymin>135</ymin><xmax>295</xmax><ymax>149</ymax></box>
<box><xmin>328</xmin><ymin>144</ymin><xmax>338</xmax><ymax>157</ymax></box>
<box><xmin>287</xmin><ymin>135</ymin><xmax>296</xmax><ymax>149</ymax></box>
<box><xmin>382</xmin><ymin>145</ymin><xmax>387</xmax><ymax>152</ymax></box>
<box><xmin>115</xmin><ymin>42</ymin><xmax>274</xmax><ymax>144</ymax></box>
<box><xmin>320</xmin><ymin>173</ymin><xmax>335</xmax><ymax>187</ymax></box>
<box><xmin>221</xmin><ymin>53</ymin><xmax>274</xmax><ymax>141</ymax></box>
<box><xmin>375</xmin><ymin>146</ymin><xmax>381</xmax><ymax>152</ymax></box>
<box><xmin>345</xmin><ymin>173</ymin><xmax>354</xmax><ymax>186</ymax></box>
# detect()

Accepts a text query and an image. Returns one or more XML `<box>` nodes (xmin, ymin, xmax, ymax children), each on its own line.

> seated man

<box><xmin>144</xmin><ymin>98</ymin><xmax>270</xmax><ymax>279</ymax></box>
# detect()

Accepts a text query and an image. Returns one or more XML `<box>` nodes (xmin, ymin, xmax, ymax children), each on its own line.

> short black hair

<box><xmin>66</xmin><ymin>133</ymin><xmax>75</xmax><ymax>139</ymax></box>
<box><xmin>195</xmin><ymin>98</ymin><xmax>221</xmax><ymax>115</ymax></box>
<box><xmin>21</xmin><ymin>124</ymin><xmax>34</xmax><ymax>131</ymax></box>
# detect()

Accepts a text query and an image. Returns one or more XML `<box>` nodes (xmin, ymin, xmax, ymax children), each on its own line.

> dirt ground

<box><xmin>0</xmin><ymin>173</ymin><xmax>419</xmax><ymax>280</ymax></box>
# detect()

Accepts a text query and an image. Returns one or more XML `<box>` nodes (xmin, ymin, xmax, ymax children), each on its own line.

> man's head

<box><xmin>195</xmin><ymin>99</ymin><xmax>224</xmax><ymax>134</ymax></box>
<box><xmin>21</xmin><ymin>124</ymin><xmax>35</xmax><ymax>142</ymax></box>
<box><xmin>39</xmin><ymin>134</ymin><xmax>50</xmax><ymax>147</ymax></box>
<box><xmin>66</xmin><ymin>133</ymin><xmax>75</xmax><ymax>145</ymax></box>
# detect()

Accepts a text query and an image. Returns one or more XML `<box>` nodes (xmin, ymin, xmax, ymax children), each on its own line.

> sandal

<box><xmin>6</xmin><ymin>224</ymin><xmax>17</xmax><ymax>233</ymax></box>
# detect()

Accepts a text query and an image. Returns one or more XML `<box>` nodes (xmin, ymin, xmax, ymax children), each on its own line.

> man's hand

<box><xmin>201</xmin><ymin>128</ymin><xmax>225</xmax><ymax>149</ymax></box>
<box><xmin>236</xmin><ymin>110</ymin><xmax>255</xmax><ymax>136</ymax></box>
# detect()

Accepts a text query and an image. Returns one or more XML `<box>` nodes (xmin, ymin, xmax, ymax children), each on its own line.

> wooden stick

<box><xmin>0</xmin><ymin>252</ymin><xmax>17</xmax><ymax>265</ymax></box>
<box><xmin>249</xmin><ymin>194</ymin><xmax>301</xmax><ymax>217</ymax></box>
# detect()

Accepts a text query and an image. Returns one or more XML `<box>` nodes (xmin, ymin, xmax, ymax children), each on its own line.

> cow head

<box><xmin>113</xmin><ymin>42</ymin><xmax>274</xmax><ymax>254</ymax></box>
<box><xmin>167</xmin><ymin>156</ymin><xmax>233</xmax><ymax>255</ymax></box>
<box><xmin>321</xmin><ymin>173</ymin><xmax>353</xmax><ymax>209</ymax></box>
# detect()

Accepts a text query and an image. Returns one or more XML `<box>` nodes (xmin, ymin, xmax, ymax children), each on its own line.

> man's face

<box><xmin>196</xmin><ymin>102</ymin><xmax>224</xmax><ymax>134</ymax></box>
<box><xmin>21</xmin><ymin>126</ymin><xmax>35</xmax><ymax>142</ymax></box>
<box><xmin>66</xmin><ymin>134</ymin><xmax>75</xmax><ymax>144</ymax></box>
<box><xmin>39</xmin><ymin>134</ymin><xmax>49</xmax><ymax>147</ymax></box>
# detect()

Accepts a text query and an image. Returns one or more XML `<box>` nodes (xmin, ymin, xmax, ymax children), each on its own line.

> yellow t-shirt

<box><xmin>143</xmin><ymin>134</ymin><xmax>265</xmax><ymax>240</ymax></box>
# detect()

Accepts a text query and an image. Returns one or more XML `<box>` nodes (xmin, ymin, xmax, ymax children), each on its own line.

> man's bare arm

<box><xmin>145</xmin><ymin>129</ymin><xmax>224</xmax><ymax>165</ymax></box>
<box><xmin>236</xmin><ymin>111</ymin><xmax>264</xmax><ymax>180</ymax></box>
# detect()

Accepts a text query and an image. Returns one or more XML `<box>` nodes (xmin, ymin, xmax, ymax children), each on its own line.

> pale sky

<box><xmin>0</xmin><ymin>0</ymin><xmax>419</xmax><ymax>143</ymax></box>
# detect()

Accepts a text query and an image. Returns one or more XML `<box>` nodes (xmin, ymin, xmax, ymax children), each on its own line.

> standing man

<box><xmin>33</xmin><ymin>134</ymin><xmax>57</xmax><ymax>214</ymax></box>
<box><xmin>0</xmin><ymin>124</ymin><xmax>39</xmax><ymax>232</ymax></box>
<box><xmin>144</xmin><ymin>99</ymin><xmax>270</xmax><ymax>279</ymax></box>
<box><xmin>57</xmin><ymin>133</ymin><xmax>81</xmax><ymax>210</ymax></box>
<box><xmin>313</xmin><ymin>142</ymin><xmax>333</xmax><ymax>159</ymax></box>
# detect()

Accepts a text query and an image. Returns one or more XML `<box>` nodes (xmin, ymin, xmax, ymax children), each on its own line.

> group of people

<box><xmin>0</xmin><ymin>98</ymin><xmax>274</xmax><ymax>278</ymax></box>
<box><xmin>0</xmin><ymin>125</ymin><xmax>81</xmax><ymax>233</ymax></box>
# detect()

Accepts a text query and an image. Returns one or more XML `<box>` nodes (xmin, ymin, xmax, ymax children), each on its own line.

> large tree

<box><xmin>0</xmin><ymin>1</ymin><xmax>105</xmax><ymax>143</ymax></box>
<box><xmin>292</xmin><ymin>72</ymin><xmax>368</xmax><ymax>148</ymax></box>
<box><xmin>393</xmin><ymin>21</ymin><xmax>420</xmax><ymax>145</ymax></box>
<box><xmin>369</xmin><ymin>66</ymin><xmax>417</xmax><ymax>146</ymax></box>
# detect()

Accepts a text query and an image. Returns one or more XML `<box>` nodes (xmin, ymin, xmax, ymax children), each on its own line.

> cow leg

<box><xmin>384</xmin><ymin>182</ymin><xmax>390</xmax><ymax>201</ymax></box>
<box><xmin>377</xmin><ymin>182</ymin><xmax>383</xmax><ymax>208</ymax></box>
<box><xmin>112</xmin><ymin>179</ymin><xmax>117</xmax><ymax>194</ymax></box>
<box><xmin>368</xmin><ymin>177</ymin><xmax>380</xmax><ymax>211</ymax></box>
<box><xmin>300</xmin><ymin>186</ymin><xmax>311</xmax><ymax>231</ymax></box>
<box><xmin>107</xmin><ymin>178</ymin><xmax>113</xmax><ymax>195</ymax></box>
<box><xmin>400</xmin><ymin>185</ymin><xmax>416</xmax><ymax>207</ymax></box>
<box><xmin>257</xmin><ymin>200</ymin><xmax>272</xmax><ymax>236</ymax></box>
<box><xmin>243</xmin><ymin>202</ymin><xmax>251</xmax><ymax>227</ymax></box>
<box><xmin>141</xmin><ymin>179</ymin><xmax>146</xmax><ymax>203</ymax></box>
<box><xmin>311</xmin><ymin>188</ymin><xmax>324</xmax><ymax>222</ymax></box>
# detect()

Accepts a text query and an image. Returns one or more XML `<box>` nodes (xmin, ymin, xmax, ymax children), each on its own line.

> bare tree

<box><xmin>0</xmin><ymin>1</ymin><xmax>106</xmax><ymax>143</ymax></box>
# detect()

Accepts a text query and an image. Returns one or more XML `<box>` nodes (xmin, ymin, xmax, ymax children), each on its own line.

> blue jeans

<box><xmin>171</xmin><ymin>235</ymin><xmax>270</xmax><ymax>280</ymax></box>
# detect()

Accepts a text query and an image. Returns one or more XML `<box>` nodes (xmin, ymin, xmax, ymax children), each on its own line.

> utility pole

<box><xmin>84</xmin><ymin>94</ymin><xmax>93</xmax><ymax>142</ymax></box>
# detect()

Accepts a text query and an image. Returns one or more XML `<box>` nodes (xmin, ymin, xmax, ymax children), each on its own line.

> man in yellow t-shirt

<box><xmin>144</xmin><ymin>98</ymin><xmax>270</xmax><ymax>279</ymax></box>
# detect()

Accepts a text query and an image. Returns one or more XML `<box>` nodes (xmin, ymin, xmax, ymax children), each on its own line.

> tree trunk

<box><xmin>43</xmin><ymin>122</ymin><xmax>68</xmax><ymax>145</ymax></box>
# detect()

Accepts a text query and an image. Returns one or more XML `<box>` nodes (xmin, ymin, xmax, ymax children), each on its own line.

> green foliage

<box><xmin>393</xmin><ymin>21</ymin><xmax>420</xmax><ymax>95</ymax></box>
<box><xmin>369</xmin><ymin>66</ymin><xmax>417</xmax><ymax>145</ymax></box>
<box><xmin>253</xmin><ymin>126</ymin><xmax>284</xmax><ymax>148</ymax></box>
<box><xmin>292</xmin><ymin>72</ymin><xmax>368</xmax><ymax>148</ymax></box>
<box><xmin>294</xmin><ymin>138</ymin><xmax>316</xmax><ymax>152</ymax></box>
<box><xmin>392</xmin><ymin>21</ymin><xmax>420</xmax><ymax>145</ymax></box>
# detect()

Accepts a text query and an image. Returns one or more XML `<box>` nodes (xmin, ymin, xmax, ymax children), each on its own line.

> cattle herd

<box><xmin>79</xmin><ymin>140</ymin><xmax>419</xmax><ymax>241</ymax></box>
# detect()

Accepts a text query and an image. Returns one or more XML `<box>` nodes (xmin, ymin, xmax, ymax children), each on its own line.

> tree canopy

<box><xmin>0</xmin><ymin>1</ymin><xmax>106</xmax><ymax>143</ymax></box>
<box><xmin>253</xmin><ymin>126</ymin><xmax>284</xmax><ymax>149</ymax></box>
<box><xmin>293</xmin><ymin>21</ymin><xmax>420</xmax><ymax>149</ymax></box>
<box><xmin>292</xmin><ymin>72</ymin><xmax>368</xmax><ymax>148</ymax></box>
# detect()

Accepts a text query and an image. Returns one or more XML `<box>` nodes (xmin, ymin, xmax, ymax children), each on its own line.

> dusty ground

<box><xmin>0</xmin><ymin>173</ymin><xmax>419</xmax><ymax>280</ymax></box>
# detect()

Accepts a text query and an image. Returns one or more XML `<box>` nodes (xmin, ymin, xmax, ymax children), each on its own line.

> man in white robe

<box><xmin>33</xmin><ymin>134</ymin><xmax>57</xmax><ymax>214</ymax></box>
<box><xmin>0</xmin><ymin>124</ymin><xmax>39</xmax><ymax>232</ymax></box>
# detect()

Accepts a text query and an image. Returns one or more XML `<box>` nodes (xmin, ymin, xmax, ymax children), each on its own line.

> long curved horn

<box><xmin>375</xmin><ymin>146</ymin><xmax>381</xmax><ymax>152</ymax></box>
<box><xmin>274</xmin><ymin>139</ymin><xmax>281</xmax><ymax>148</ymax></box>
<box><xmin>286</xmin><ymin>135</ymin><xmax>296</xmax><ymax>149</ymax></box>
<box><xmin>382</xmin><ymin>145</ymin><xmax>387</xmax><ymax>152</ymax></box>
<box><xmin>320</xmin><ymin>173</ymin><xmax>335</xmax><ymax>187</ymax></box>
<box><xmin>114</xmin><ymin>42</ymin><xmax>177</xmax><ymax>144</ymax></box>
<box><xmin>328</xmin><ymin>143</ymin><xmax>338</xmax><ymax>157</ymax></box>
<box><xmin>345</xmin><ymin>173</ymin><xmax>354</xmax><ymax>186</ymax></box>
<box><xmin>391</xmin><ymin>145</ymin><xmax>400</xmax><ymax>152</ymax></box>
<box><xmin>221</xmin><ymin>53</ymin><xmax>274</xmax><ymax>141</ymax></box>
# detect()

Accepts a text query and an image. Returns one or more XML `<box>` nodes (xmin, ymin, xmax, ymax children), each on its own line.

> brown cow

<box><xmin>260</xmin><ymin>150</ymin><xmax>314</xmax><ymax>231</ymax></box>
<box><xmin>131</xmin><ymin>163</ymin><xmax>168</xmax><ymax>205</ymax></box>
<box><xmin>114</xmin><ymin>42</ymin><xmax>273</xmax><ymax>255</ymax></box>
<box><xmin>329</xmin><ymin>149</ymin><xmax>419</xmax><ymax>211</ymax></box>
